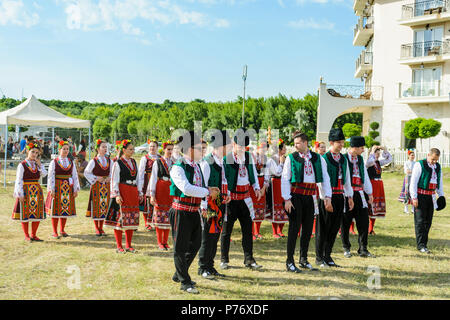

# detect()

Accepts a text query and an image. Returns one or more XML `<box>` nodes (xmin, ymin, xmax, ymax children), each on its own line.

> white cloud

<box><xmin>288</xmin><ymin>17</ymin><xmax>335</xmax><ymax>30</ymax></box>
<box><xmin>0</xmin><ymin>0</ymin><xmax>39</xmax><ymax>27</ymax></box>
<box><xmin>60</xmin><ymin>0</ymin><xmax>230</xmax><ymax>36</ymax></box>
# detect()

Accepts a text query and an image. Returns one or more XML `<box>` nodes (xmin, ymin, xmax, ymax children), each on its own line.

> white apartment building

<box><xmin>317</xmin><ymin>0</ymin><xmax>450</xmax><ymax>152</ymax></box>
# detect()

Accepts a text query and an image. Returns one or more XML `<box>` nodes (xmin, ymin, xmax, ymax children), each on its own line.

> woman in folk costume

<box><xmin>45</xmin><ymin>140</ymin><xmax>80</xmax><ymax>239</ymax></box>
<box><xmin>84</xmin><ymin>139</ymin><xmax>113</xmax><ymax>236</ymax></box>
<box><xmin>105</xmin><ymin>139</ymin><xmax>142</xmax><ymax>253</ymax></box>
<box><xmin>266</xmin><ymin>138</ymin><xmax>288</xmax><ymax>238</ymax></box>
<box><xmin>399</xmin><ymin>150</ymin><xmax>416</xmax><ymax>214</ymax></box>
<box><xmin>12</xmin><ymin>142</ymin><xmax>47</xmax><ymax>242</ymax></box>
<box><xmin>111</xmin><ymin>141</ymin><xmax>122</xmax><ymax>162</ymax></box>
<box><xmin>138</xmin><ymin>139</ymin><xmax>160</xmax><ymax>231</ymax></box>
<box><xmin>250</xmin><ymin>142</ymin><xmax>270</xmax><ymax>240</ymax></box>
<box><xmin>147</xmin><ymin>140</ymin><xmax>175</xmax><ymax>250</ymax></box>
<box><xmin>366</xmin><ymin>145</ymin><xmax>392</xmax><ymax>235</ymax></box>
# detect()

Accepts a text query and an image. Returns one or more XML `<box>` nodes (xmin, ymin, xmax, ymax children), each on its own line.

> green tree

<box><xmin>93</xmin><ymin>118</ymin><xmax>112</xmax><ymax>139</ymax></box>
<box><xmin>342</xmin><ymin>123</ymin><xmax>362</xmax><ymax>138</ymax></box>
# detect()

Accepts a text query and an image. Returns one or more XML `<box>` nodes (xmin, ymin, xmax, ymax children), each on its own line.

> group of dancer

<box><xmin>12</xmin><ymin>128</ymin><xmax>446</xmax><ymax>294</ymax></box>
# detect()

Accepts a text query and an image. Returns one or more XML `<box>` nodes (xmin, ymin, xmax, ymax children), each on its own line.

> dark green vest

<box><xmin>323</xmin><ymin>151</ymin><xmax>348</xmax><ymax>188</ymax></box>
<box><xmin>169</xmin><ymin>158</ymin><xmax>206</xmax><ymax>197</ymax></box>
<box><xmin>344</xmin><ymin>153</ymin><xmax>365</xmax><ymax>184</ymax></box>
<box><xmin>288</xmin><ymin>151</ymin><xmax>323</xmax><ymax>183</ymax></box>
<box><xmin>203</xmin><ymin>153</ymin><xmax>223</xmax><ymax>188</ymax></box>
<box><xmin>418</xmin><ymin>159</ymin><xmax>441</xmax><ymax>190</ymax></box>
<box><xmin>223</xmin><ymin>151</ymin><xmax>256</xmax><ymax>192</ymax></box>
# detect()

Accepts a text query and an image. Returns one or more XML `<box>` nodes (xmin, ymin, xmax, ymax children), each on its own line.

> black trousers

<box><xmin>169</xmin><ymin>208</ymin><xmax>202</xmax><ymax>287</ymax></box>
<box><xmin>315</xmin><ymin>194</ymin><xmax>345</xmax><ymax>262</ymax></box>
<box><xmin>286</xmin><ymin>194</ymin><xmax>315</xmax><ymax>264</ymax></box>
<box><xmin>198</xmin><ymin>204</ymin><xmax>225</xmax><ymax>272</ymax></box>
<box><xmin>220</xmin><ymin>199</ymin><xmax>255</xmax><ymax>265</ymax></box>
<box><xmin>341</xmin><ymin>191</ymin><xmax>369</xmax><ymax>253</ymax></box>
<box><xmin>414</xmin><ymin>194</ymin><xmax>435</xmax><ymax>250</ymax></box>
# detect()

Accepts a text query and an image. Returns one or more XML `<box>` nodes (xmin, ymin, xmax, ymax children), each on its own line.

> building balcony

<box><xmin>400</xmin><ymin>40</ymin><xmax>450</xmax><ymax>65</ymax></box>
<box><xmin>399</xmin><ymin>0</ymin><xmax>450</xmax><ymax>26</ymax></box>
<box><xmin>355</xmin><ymin>51</ymin><xmax>373</xmax><ymax>78</ymax></box>
<box><xmin>353</xmin><ymin>0</ymin><xmax>367</xmax><ymax>16</ymax></box>
<box><xmin>397</xmin><ymin>81</ymin><xmax>450</xmax><ymax>104</ymax></box>
<box><xmin>353</xmin><ymin>16</ymin><xmax>374</xmax><ymax>46</ymax></box>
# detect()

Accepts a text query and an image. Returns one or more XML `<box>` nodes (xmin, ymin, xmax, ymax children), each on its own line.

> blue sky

<box><xmin>0</xmin><ymin>0</ymin><xmax>363</xmax><ymax>103</ymax></box>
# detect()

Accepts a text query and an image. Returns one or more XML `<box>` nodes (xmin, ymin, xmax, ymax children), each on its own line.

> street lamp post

<box><xmin>242</xmin><ymin>65</ymin><xmax>247</xmax><ymax>128</ymax></box>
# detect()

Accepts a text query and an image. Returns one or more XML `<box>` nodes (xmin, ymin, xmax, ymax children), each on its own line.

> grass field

<box><xmin>0</xmin><ymin>170</ymin><xmax>449</xmax><ymax>300</ymax></box>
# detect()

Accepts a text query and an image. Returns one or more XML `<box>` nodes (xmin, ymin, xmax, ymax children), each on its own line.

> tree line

<box><xmin>0</xmin><ymin>95</ymin><xmax>362</xmax><ymax>145</ymax></box>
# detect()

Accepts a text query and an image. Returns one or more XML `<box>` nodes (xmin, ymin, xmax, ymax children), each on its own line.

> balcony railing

<box><xmin>398</xmin><ymin>80</ymin><xmax>448</xmax><ymax>98</ymax></box>
<box><xmin>355</xmin><ymin>51</ymin><xmax>373</xmax><ymax>70</ymax></box>
<box><xmin>353</xmin><ymin>16</ymin><xmax>374</xmax><ymax>39</ymax></box>
<box><xmin>400</xmin><ymin>40</ymin><xmax>450</xmax><ymax>58</ymax></box>
<box><xmin>401</xmin><ymin>0</ymin><xmax>450</xmax><ymax>19</ymax></box>
<box><xmin>327</xmin><ymin>84</ymin><xmax>383</xmax><ymax>101</ymax></box>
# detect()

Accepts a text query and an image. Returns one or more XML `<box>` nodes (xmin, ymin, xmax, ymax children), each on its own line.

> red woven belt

<box><xmin>291</xmin><ymin>182</ymin><xmax>318</xmax><ymax>196</ymax></box>
<box><xmin>172</xmin><ymin>196</ymin><xmax>202</xmax><ymax>212</ymax></box>
<box><xmin>418</xmin><ymin>183</ymin><xmax>437</xmax><ymax>195</ymax></box>
<box><xmin>230</xmin><ymin>184</ymin><xmax>250</xmax><ymax>200</ymax></box>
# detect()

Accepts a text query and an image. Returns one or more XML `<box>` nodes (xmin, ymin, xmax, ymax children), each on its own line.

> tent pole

<box><xmin>4</xmin><ymin>124</ymin><xmax>7</xmax><ymax>188</ymax></box>
<box><xmin>88</xmin><ymin>126</ymin><xmax>91</xmax><ymax>161</ymax></box>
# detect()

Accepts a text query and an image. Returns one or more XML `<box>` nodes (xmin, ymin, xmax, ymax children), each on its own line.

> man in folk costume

<box><xmin>315</xmin><ymin>129</ymin><xmax>354</xmax><ymax>268</ymax></box>
<box><xmin>147</xmin><ymin>140</ymin><xmax>175</xmax><ymax>250</ymax></box>
<box><xmin>410</xmin><ymin>148</ymin><xmax>445</xmax><ymax>254</ymax></box>
<box><xmin>138</xmin><ymin>139</ymin><xmax>160</xmax><ymax>231</ymax></box>
<box><xmin>46</xmin><ymin>140</ymin><xmax>80</xmax><ymax>238</ymax></box>
<box><xmin>341</xmin><ymin>136</ymin><xmax>374</xmax><ymax>258</ymax></box>
<box><xmin>250</xmin><ymin>142</ymin><xmax>270</xmax><ymax>240</ymax></box>
<box><xmin>169</xmin><ymin>130</ymin><xmax>220</xmax><ymax>294</ymax></box>
<box><xmin>266</xmin><ymin>138</ymin><xmax>288</xmax><ymax>238</ymax></box>
<box><xmin>366</xmin><ymin>146</ymin><xmax>392</xmax><ymax>235</ymax></box>
<box><xmin>12</xmin><ymin>142</ymin><xmax>47</xmax><ymax>242</ymax></box>
<box><xmin>84</xmin><ymin>139</ymin><xmax>113</xmax><ymax>237</ymax></box>
<box><xmin>282</xmin><ymin>131</ymin><xmax>332</xmax><ymax>273</ymax></box>
<box><xmin>198</xmin><ymin>130</ymin><xmax>231</xmax><ymax>280</ymax></box>
<box><xmin>106</xmin><ymin>139</ymin><xmax>142</xmax><ymax>253</ymax></box>
<box><xmin>220</xmin><ymin>128</ymin><xmax>263</xmax><ymax>271</ymax></box>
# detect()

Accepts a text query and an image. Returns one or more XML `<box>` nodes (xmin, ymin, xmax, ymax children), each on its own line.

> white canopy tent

<box><xmin>0</xmin><ymin>95</ymin><xmax>91</xmax><ymax>187</ymax></box>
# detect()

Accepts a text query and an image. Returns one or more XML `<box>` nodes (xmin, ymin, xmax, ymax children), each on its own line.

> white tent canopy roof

<box><xmin>0</xmin><ymin>95</ymin><xmax>90</xmax><ymax>128</ymax></box>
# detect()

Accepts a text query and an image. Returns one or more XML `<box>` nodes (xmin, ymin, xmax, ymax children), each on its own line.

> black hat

<box><xmin>437</xmin><ymin>196</ymin><xmax>446</xmax><ymax>211</ymax></box>
<box><xmin>175</xmin><ymin>130</ymin><xmax>201</xmax><ymax>148</ymax></box>
<box><xmin>233</xmin><ymin>128</ymin><xmax>252</xmax><ymax>147</ymax></box>
<box><xmin>350</xmin><ymin>136</ymin><xmax>365</xmax><ymax>147</ymax></box>
<box><xmin>210</xmin><ymin>130</ymin><xmax>231</xmax><ymax>148</ymax></box>
<box><xmin>329</xmin><ymin>128</ymin><xmax>345</xmax><ymax>142</ymax></box>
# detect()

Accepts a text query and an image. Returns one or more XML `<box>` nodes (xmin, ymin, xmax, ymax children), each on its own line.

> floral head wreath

<box><xmin>314</xmin><ymin>141</ymin><xmax>324</xmax><ymax>151</ymax></box>
<box><xmin>58</xmin><ymin>140</ymin><xmax>69</xmax><ymax>149</ymax></box>
<box><xmin>95</xmin><ymin>139</ymin><xmax>103</xmax><ymax>148</ymax></box>
<box><xmin>162</xmin><ymin>140</ymin><xmax>175</xmax><ymax>149</ymax></box>
<box><xmin>115</xmin><ymin>140</ymin><xmax>121</xmax><ymax>150</ymax></box>
<box><xmin>119</xmin><ymin>139</ymin><xmax>131</xmax><ymax>150</ymax></box>
<box><xmin>26</xmin><ymin>142</ymin><xmax>39</xmax><ymax>151</ymax></box>
<box><xmin>147</xmin><ymin>138</ymin><xmax>158</xmax><ymax>145</ymax></box>
<box><xmin>407</xmin><ymin>149</ymin><xmax>414</xmax><ymax>156</ymax></box>
<box><xmin>278</xmin><ymin>138</ymin><xmax>284</xmax><ymax>146</ymax></box>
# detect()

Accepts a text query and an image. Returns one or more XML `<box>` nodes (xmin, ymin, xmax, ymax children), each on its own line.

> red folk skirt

<box><xmin>45</xmin><ymin>176</ymin><xmax>76</xmax><ymax>218</ymax></box>
<box><xmin>86</xmin><ymin>181</ymin><xmax>110</xmax><ymax>220</ymax></box>
<box><xmin>12</xmin><ymin>181</ymin><xmax>46</xmax><ymax>222</ymax></box>
<box><xmin>369</xmin><ymin>179</ymin><xmax>386</xmax><ymax>219</ymax></box>
<box><xmin>269</xmin><ymin>177</ymin><xmax>289</xmax><ymax>224</ymax></box>
<box><xmin>151</xmin><ymin>179</ymin><xmax>173</xmax><ymax>229</ymax></box>
<box><xmin>250</xmin><ymin>176</ymin><xmax>267</xmax><ymax>222</ymax></box>
<box><xmin>105</xmin><ymin>183</ymin><xmax>140</xmax><ymax>230</ymax></box>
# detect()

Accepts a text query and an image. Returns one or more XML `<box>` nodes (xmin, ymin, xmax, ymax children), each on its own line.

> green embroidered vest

<box><xmin>288</xmin><ymin>151</ymin><xmax>323</xmax><ymax>183</ymax></box>
<box><xmin>169</xmin><ymin>158</ymin><xmax>206</xmax><ymax>197</ymax></box>
<box><xmin>203</xmin><ymin>153</ymin><xmax>222</xmax><ymax>188</ymax></box>
<box><xmin>223</xmin><ymin>151</ymin><xmax>256</xmax><ymax>192</ymax></box>
<box><xmin>344</xmin><ymin>153</ymin><xmax>365</xmax><ymax>184</ymax></box>
<box><xmin>323</xmin><ymin>151</ymin><xmax>348</xmax><ymax>188</ymax></box>
<box><xmin>418</xmin><ymin>159</ymin><xmax>441</xmax><ymax>190</ymax></box>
